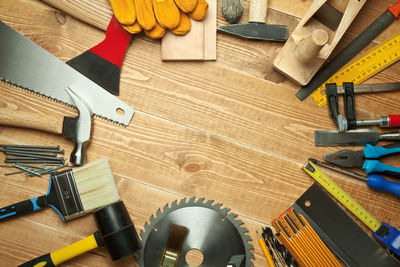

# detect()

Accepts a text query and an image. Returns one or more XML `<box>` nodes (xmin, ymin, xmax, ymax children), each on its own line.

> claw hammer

<box><xmin>0</xmin><ymin>86</ymin><xmax>92</xmax><ymax>165</ymax></box>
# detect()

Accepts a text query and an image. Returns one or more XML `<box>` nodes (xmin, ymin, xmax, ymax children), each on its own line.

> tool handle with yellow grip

<box><xmin>18</xmin><ymin>232</ymin><xmax>103</xmax><ymax>267</ymax></box>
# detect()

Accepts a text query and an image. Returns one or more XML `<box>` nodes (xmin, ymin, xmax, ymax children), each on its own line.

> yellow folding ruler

<box><xmin>311</xmin><ymin>32</ymin><xmax>400</xmax><ymax>107</ymax></box>
<box><xmin>303</xmin><ymin>160</ymin><xmax>400</xmax><ymax>259</ymax></box>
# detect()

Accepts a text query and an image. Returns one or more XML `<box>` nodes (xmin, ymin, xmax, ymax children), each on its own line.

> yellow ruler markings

<box><xmin>311</xmin><ymin>32</ymin><xmax>400</xmax><ymax>107</ymax></box>
<box><xmin>303</xmin><ymin>161</ymin><xmax>381</xmax><ymax>232</ymax></box>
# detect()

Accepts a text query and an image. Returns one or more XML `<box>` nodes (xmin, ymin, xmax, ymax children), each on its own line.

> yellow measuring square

<box><xmin>303</xmin><ymin>161</ymin><xmax>381</xmax><ymax>232</ymax></box>
<box><xmin>311</xmin><ymin>32</ymin><xmax>400</xmax><ymax>107</ymax></box>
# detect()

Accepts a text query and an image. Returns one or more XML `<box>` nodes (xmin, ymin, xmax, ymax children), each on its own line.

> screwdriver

<box><xmin>309</xmin><ymin>158</ymin><xmax>400</xmax><ymax>197</ymax></box>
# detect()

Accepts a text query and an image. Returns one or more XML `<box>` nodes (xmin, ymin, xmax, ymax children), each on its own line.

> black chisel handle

<box><xmin>0</xmin><ymin>196</ymin><xmax>47</xmax><ymax>221</ymax></box>
<box><xmin>297</xmin><ymin>1</ymin><xmax>400</xmax><ymax>101</ymax></box>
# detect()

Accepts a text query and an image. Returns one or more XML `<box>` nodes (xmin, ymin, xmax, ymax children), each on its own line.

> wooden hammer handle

<box><xmin>40</xmin><ymin>0</ymin><xmax>112</xmax><ymax>31</ymax></box>
<box><xmin>249</xmin><ymin>0</ymin><xmax>268</xmax><ymax>23</ymax></box>
<box><xmin>0</xmin><ymin>109</ymin><xmax>63</xmax><ymax>135</ymax></box>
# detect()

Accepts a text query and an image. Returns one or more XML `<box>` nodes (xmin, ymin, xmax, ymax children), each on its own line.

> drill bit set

<box><xmin>0</xmin><ymin>144</ymin><xmax>67</xmax><ymax>176</ymax></box>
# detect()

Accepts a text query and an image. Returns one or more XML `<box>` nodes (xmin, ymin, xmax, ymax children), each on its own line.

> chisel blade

<box><xmin>314</xmin><ymin>129</ymin><xmax>400</xmax><ymax>146</ymax></box>
<box><xmin>218</xmin><ymin>23</ymin><xmax>288</xmax><ymax>41</ymax></box>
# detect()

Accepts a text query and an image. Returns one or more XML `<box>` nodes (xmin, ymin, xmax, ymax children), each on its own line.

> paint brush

<box><xmin>0</xmin><ymin>158</ymin><xmax>120</xmax><ymax>221</ymax></box>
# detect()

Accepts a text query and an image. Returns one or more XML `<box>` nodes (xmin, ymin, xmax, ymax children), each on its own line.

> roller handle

<box><xmin>367</xmin><ymin>174</ymin><xmax>400</xmax><ymax>197</ymax></box>
<box><xmin>0</xmin><ymin>109</ymin><xmax>63</xmax><ymax>135</ymax></box>
<box><xmin>18</xmin><ymin>232</ymin><xmax>103</xmax><ymax>266</ymax></box>
<box><xmin>0</xmin><ymin>196</ymin><xmax>47</xmax><ymax>221</ymax></box>
<box><xmin>249</xmin><ymin>0</ymin><xmax>268</xmax><ymax>23</ymax></box>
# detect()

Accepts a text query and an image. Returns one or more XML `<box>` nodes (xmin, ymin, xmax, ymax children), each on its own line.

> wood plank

<box><xmin>161</xmin><ymin>0</ymin><xmax>217</xmax><ymax>60</ymax></box>
<box><xmin>0</xmin><ymin>0</ymin><xmax>400</xmax><ymax>266</ymax></box>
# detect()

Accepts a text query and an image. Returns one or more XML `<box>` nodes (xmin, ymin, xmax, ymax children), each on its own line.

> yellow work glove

<box><xmin>109</xmin><ymin>0</ymin><xmax>208</xmax><ymax>39</ymax></box>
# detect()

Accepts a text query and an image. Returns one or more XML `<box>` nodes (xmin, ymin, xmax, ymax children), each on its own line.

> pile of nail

<box><xmin>0</xmin><ymin>144</ymin><xmax>67</xmax><ymax>177</ymax></box>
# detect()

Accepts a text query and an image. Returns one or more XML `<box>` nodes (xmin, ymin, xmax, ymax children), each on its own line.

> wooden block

<box><xmin>273</xmin><ymin>0</ymin><xmax>366</xmax><ymax>85</ymax></box>
<box><xmin>161</xmin><ymin>0</ymin><xmax>216</xmax><ymax>61</ymax></box>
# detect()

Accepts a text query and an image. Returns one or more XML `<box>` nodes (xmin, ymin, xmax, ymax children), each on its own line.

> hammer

<box><xmin>18</xmin><ymin>200</ymin><xmax>142</xmax><ymax>266</ymax></box>
<box><xmin>218</xmin><ymin>0</ymin><xmax>288</xmax><ymax>41</ymax></box>
<box><xmin>0</xmin><ymin>86</ymin><xmax>92</xmax><ymax>165</ymax></box>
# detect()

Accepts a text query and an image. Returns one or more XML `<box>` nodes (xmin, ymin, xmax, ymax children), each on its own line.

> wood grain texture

<box><xmin>0</xmin><ymin>0</ymin><xmax>399</xmax><ymax>266</ymax></box>
<box><xmin>161</xmin><ymin>0</ymin><xmax>217</xmax><ymax>60</ymax></box>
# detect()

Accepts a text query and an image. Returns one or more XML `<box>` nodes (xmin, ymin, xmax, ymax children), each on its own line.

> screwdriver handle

<box><xmin>367</xmin><ymin>174</ymin><xmax>400</xmax><ymax>197</ymax></box>
<box><xmin>388</xmin><ymin>114</ymin><xmax>400</xmax><ymax>127</ymax></box>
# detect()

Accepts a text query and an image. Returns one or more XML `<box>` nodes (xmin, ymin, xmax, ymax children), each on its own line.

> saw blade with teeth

<box><xmin>0</xmin><ymin>20</ymin><xmax>134</xmax><ymax>126</ymax></box>
<box><xmin>136</xmin><ymin>197</ymin><xmax>255</xmax><ymax>267</ymax></box>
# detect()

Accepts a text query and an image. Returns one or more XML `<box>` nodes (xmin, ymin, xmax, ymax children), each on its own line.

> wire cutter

<box><xmin>324</xmin><ymin>143</ymin><xmax>400</xmax><ymax>178</ymax></box>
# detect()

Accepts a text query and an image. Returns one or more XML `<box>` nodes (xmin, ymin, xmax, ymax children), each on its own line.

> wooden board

<box><xmin>0</xmin><ymin>0</ymin><xmax>400</xmax><ymax>266</ymax></box>
<box><xmin>161</xmin><ymin>0</ymin><xmax>217</xmax><ymax>61</ymax></box>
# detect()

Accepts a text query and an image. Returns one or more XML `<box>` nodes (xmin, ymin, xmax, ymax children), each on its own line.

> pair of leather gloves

<box><xmin>110</xmin><ymin>0</ymin><xmax>208</xmax><ymax>38</ymax></box>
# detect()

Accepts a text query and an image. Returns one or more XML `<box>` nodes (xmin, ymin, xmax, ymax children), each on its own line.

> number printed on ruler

<box><xmin>304</xmin><ymin>162</ymin><xmax>381</xmax><ymax>232</ymax></box>
<box><xmin>311</xmin><ymin>33</ymin><xmax>400</xmax><ymax>107</ymax></box>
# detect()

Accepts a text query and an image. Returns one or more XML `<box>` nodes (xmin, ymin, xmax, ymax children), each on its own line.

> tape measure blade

<box><xmin>304</xmin><ymin>161</ymin><xmax>381</xmax><ymax>231</ymax></box>
<box><xmin>293</xmin><ymin>183</ymin><xmax>399</xmax><ymax>267</ymax></box>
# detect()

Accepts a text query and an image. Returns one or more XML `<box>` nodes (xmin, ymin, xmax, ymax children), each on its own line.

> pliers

<box><xmin>324</xmin><ymin>143</ymin><xmax>400</xmax><ymax>178</ymax></box>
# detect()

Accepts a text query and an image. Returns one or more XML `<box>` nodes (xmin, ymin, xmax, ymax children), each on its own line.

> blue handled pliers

<box><xmin>324</xmin><ymin>143</ymin><xmax>400</xmax><ymax>178</ymax></box>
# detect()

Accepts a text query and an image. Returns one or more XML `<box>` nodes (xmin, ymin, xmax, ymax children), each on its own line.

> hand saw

<box><xmin>0</xmin><ymin>20</ymin><xmax>134</xmax><ymax>126</ymax></box>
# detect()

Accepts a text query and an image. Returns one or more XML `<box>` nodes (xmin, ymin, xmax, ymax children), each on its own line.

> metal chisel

<box><xmin>314</xmin><ymin>129</ymin><xmax>400</xmax><ymax>146</ymax></box>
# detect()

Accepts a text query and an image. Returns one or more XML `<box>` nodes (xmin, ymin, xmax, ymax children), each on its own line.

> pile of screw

<box><xmin>0</xmin><ymin>144</ymin><xmax>68</xmax><ymax>177</ymax></box>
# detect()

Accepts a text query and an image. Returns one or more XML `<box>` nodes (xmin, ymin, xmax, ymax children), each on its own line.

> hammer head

<box><xmin>94</xmin><ymin>201</ymin><xmax>142</xmax><ymax>261</ymax></box>
<box><xmin>62</xmin><ymin>86</ymin><xmax>93</xmax><ymax>165</ymax></box>
<box><xmin>218</xmin><ymin>22</ymin><xmax>288</xmax><ymax>41</ymax></box>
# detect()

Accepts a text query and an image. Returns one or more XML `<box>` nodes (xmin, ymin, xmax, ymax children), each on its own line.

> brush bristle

<box><xmin>221</xmin><ymin>0</ymin><xmax>243</xmax><ymax>24</ymax></box>
<box><xmin>72</xmin><ymin>158</ymin><xmax>120</xmax><ymax>213</ymax></box>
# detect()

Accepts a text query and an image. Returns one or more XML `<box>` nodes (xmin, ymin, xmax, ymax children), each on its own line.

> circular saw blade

<box><xmin>136</xmin><ymin>197</ymin><xmax>254</xmax><ymax>266</ymax></box>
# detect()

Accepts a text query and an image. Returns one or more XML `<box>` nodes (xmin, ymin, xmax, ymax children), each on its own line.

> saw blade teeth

<box><xmin>204</xmin><ymin>199</ymin><xmax>214</xmax><ymax>207</ymax></box>
<box><xmin>171</xmin><ymin>200</ymin><xmax>178</xmax><ymax>209</ymax></box>
<box><xmin>179</xmin><ymin>198</ymin><xmax>187</xmax><ymax>206</ymax></box>
<box><xmin>187</xmin><ymin>197</ymin><xmax>196</xmax><ymax>205</ymax></box>
<box><xmin>150</xmin><ymin>213</ymin><xmax>157</xmax><ymax>225</ymax></box>
<box><xmin>196</xmin><ymin>197</ymin><xmax>205</xmax><ymax>204</ymax></box>
<box><xmin>162</xmin><ymin>203</ymin><xmax>169</xmax><ymax>213</ymax></box>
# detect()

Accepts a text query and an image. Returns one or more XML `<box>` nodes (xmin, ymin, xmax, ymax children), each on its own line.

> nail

<box><xmin>0</xmin><ymin>148</ymin><xmax>64</xmax><ymax>154</ymax></box>
<box><xmin>13</xmin><ymin>164</ymin><xmax>41</xmax><ymax>176</ymax></box>
<box><xmin>4</xmin><ymin>152</ymin><xmax>61</xmax><ymax>159</ymax></box>
<box><xmin>1</xmin><ymin>145</ymin><xmax>60</xmax><ymax>150</ymax></box>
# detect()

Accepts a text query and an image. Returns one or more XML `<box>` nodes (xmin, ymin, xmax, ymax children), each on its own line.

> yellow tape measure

<box><xmin>311</xmin><ymin>32</ymin><xmax>400</xmax><ymax>107</ymax></box>
<box><xmin>303</xmin><ymin>161</ymin><xmax>381</xmax><ymax>232</ymax></box>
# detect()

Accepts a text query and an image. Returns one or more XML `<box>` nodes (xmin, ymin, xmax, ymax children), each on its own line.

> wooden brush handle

<box><xmin>40</xmin><ymin>0</ymin><xmax>112</xmax><ymax>31</ymax></box>
<box><xmin>0</xmin><ymin>109</ymin><xmax>63</xmax><ymax>135</ymax></box>
<box><xmin>249</xmin><ymin>0</ymin><xmax>268</xmax><ymax>23</ymax></box>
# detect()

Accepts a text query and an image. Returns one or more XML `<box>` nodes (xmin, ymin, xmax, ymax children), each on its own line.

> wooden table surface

<box><xmin>1</xmin><ymin>0</ymin><xmax>400</xmax><ymax>266</ymax></box>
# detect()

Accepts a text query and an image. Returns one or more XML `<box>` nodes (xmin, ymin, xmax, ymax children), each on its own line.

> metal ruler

<box><xmin>303</xmin><ymin>161</ymin><xmax>381</xmax><ymax>232</ymax></box>
<box><xmin>311</xmin><ymin>32</ymin><xmax>400</xmax><ymax>107</ymax></box>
